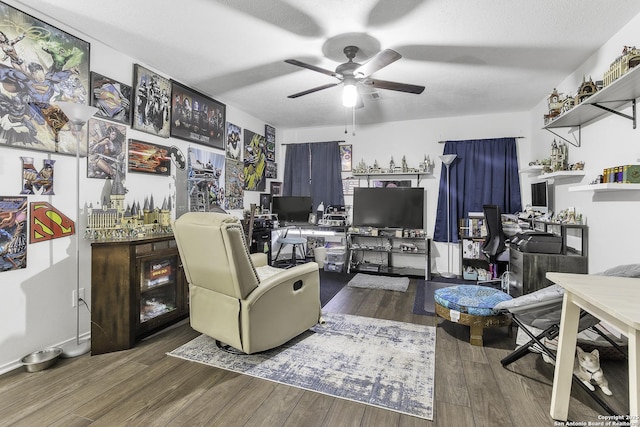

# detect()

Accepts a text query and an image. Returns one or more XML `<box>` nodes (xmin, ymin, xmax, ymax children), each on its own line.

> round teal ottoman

<box><xmin>434</xmin><ymin>285</ymin><xmax>512</xmax><ymax>346</ymax></box>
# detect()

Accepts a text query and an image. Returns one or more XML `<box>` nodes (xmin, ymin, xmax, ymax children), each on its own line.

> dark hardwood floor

<box><xmin>0</xmin><ymin>278</ymin><xmax>629</xmax><ymax>426</ymax></box>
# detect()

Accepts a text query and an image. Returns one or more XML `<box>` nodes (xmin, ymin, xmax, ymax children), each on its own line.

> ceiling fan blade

<box><xmin>287</xmin><ymin>82</ymin><xmax>340</xmax><ymax>98</ymax></box>
<box><xmin>284</xmin><ymin>59</ymin><xmax>337</xmax><ymax>77</ymax></box>
<box><xmin>354</xmin><ymin>49</ymin><xmax>402</xmax><ymax>77</ymax></box>
<box><xmin>365</xmin><ymin>78</ymin><xmax>425</xmax><ymax>94</ymax></box>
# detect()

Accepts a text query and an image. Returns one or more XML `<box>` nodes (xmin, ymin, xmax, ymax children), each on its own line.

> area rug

<box><xmin>347</xmin><ymin>273</ymin><xmax>410</xmax><ymax>292</ymax></box>
<box><xmin>168</xmin><ymin>312</ymin><xmax>436</xmax><ymax>420</ymax></box>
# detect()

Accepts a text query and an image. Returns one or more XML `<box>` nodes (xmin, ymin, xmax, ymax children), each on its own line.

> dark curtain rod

<box><xmin>438</xmin><ymin>136</ymin><xmax>525</xmax><ymax>143</ymax></box>
<box><xmin>280</xmin><ymin>140</ymin><xmax>346</xmax><ymax>145</ymax></box>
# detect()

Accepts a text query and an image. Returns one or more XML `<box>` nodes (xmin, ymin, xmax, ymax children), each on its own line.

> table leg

<box><xmin>550</xmin><ymin>293</ymin><xmax>580</xmax><ymax>421</ymax></box>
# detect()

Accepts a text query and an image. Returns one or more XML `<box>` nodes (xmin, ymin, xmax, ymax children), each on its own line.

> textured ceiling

<box><xmin>13</xmin><ymin>0</ymin><xmax>640</xmax><ymax>128</ymax></box>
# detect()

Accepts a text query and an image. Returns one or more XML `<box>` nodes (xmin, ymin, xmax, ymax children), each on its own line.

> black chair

<box><xmin>481</xmin><ymin>204</ymin><xmax>510</xmax><ymax>284</ymax></box>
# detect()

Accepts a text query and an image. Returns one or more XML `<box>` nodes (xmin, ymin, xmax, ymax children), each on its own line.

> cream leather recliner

<box><xmin>172</xmin><ymin>212</ymin><xmax>321</xmax><ymax>354</ymax></box>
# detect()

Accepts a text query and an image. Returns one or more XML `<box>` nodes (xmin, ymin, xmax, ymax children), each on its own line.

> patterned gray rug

<box><xmin>168</xmin><ymin>312</ymin><xmax>436</xmax><ymax>420</ymax></box>
<box><xmin>347</xmin><ymin>273</ymin><xmax>410</xmax><ymax>292</ymax></box>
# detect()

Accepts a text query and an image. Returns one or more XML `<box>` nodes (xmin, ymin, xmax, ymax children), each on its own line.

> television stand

<box><xmin>347</xmin><ymin>228</ymin><xmax>432</xmax><ymax>279</ymax></box>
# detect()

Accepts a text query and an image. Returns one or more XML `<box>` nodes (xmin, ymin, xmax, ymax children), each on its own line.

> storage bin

<box><xmin>325</xmin><ymin>246</ymin><xmax>347</xmax><ymax>263</ymax></box>
<box><xmin>324</xmin><ymin>261</ymin><xmax>345</xmax><ymax>272</ymax></box>
<box><xmin>462</xmin><ymin>266</ymin><xmax>478</xmax><ymax>280</ymax></box>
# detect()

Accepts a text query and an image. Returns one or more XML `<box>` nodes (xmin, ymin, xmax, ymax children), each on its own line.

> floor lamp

<box><xmin>439</xmin><ymin>154</ymin><xmax>457</xmax><ymax>278</ymax></box>
<box><xmin>57</xmin><ymin>101</ymin><xmax>98</xmax><ymax>358</ymax></box>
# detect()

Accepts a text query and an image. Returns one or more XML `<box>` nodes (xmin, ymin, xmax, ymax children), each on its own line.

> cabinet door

<box><xmin>137</xmin><ymin>252</ymin><xmax>181</xmax><ymax>333</ymax></box>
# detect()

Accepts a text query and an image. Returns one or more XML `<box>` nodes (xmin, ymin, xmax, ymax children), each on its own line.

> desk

<box><xmin>547</xmin><ymin>272</ymin><xmax>640</xmax><ymax>426</ymax></box>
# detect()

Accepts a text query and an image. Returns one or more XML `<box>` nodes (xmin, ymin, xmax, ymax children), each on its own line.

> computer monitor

<box><xmin>531</xmin><ymin>181</ymin><xmax>553</xmax><ymax>214</ymax></box>
<box><xmin>271</xmin><ymin>196</ymin><xmax>312</xmax><ymax>224</ymax></box>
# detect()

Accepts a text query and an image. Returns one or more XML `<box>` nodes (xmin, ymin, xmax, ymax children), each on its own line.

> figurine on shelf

<box><xmin>401</xmin><ymin>156</ymin><xmax>408</xmax><ymax>173</ymax></box>
<box><xmin>372</xmin><ymin>160</ymin><xmax>381</xmax><ymax>173</ymax></box>
<box><xmin>389</xmin><ymin>157</ymin><xmax>395</xmax><ymax>173</ymax></box>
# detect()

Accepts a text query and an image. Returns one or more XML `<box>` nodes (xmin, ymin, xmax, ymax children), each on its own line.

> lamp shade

<box><xmin>439</xmin><ymin>154</ymin><xmax>457</xmax><ymax>166</ymax></box>
<box><xmin>57</xmin><ymin>101</ymin><xmax>98</xmax><ymax>128</ymax></box>
<box><xmin>342</xmin><ymin>81</ymin><xmax>357</xmax><ymax>108</ymax></box>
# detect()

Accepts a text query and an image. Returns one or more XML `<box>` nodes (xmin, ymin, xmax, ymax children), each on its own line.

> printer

<box><xmin>510</xmin><ymin>230</ymin><xmax>562</xmax><ymax>254</ymax></box>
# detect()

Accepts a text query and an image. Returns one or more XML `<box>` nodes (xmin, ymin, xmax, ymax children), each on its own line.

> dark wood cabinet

<box><xmin>509</xmin><ymin>249</ymin><xmax>588</xmax><ymax>295</ymax></box>
<box><xmin>90</xmin><ymin>235</ymin><xmax>189</xmax><ymax>355</ymax></box>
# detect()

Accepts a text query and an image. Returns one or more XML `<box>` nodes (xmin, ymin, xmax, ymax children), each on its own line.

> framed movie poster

<box><xmin>132</xmin><ymin>64</ymin><xmax>171</xmax><ymax>137</ymax></box>
<box><xmin>90</xmin><ymin>71</ymin><xmax>132</xmax><ymax>125</ymax></box>
<box><xmin>0</xmin><ymin>1</ymin><xmax>90</xmax><ymax>156</ymax></box>
<box><xmin>170</xmin><ymin>80</ymin><xmax>226</xmax><ymax>149</ymax></box>
<box><xmin>340</xmin><ymin>144</ymin><xmax>352</xmax><ymax>172</ymax></box>
<box><xmin>127</xmin><ymin>139</ymin><xmax>171</xmax><ymax>176</ymax></box>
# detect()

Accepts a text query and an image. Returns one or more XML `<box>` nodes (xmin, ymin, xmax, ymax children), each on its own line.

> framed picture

<box><xmin>170</xmin><ymin>80</ymin><xmax>226</xmax><ymax>149</ymax></box>
<box><xmin>187</xmin><ymin>146</ymin><xmax>226</xmax><ymax>211</ymax></box>
<box><xmin>265</xmin><ymin>124</ymin><xmax>275</xmax><ymax>161</ymax></box>
<box><xmin>127</xmin><ymin>139</ymin><xmax>171</xmax><ymax>176</ymax></box>
<box><xmin>226</xmin><ymin>122</ymin><xmax>242</xmax><ymax>160</ymax></box>
<box><xmin>243</xmin><ymin>129</ymin><xmax>267</xmax><ymax>191</ymax></box>
<box><xmin>259</xmin><ymin>193</ymin><xmax>272</xmax><ymax>212</ymax></box>
<box><xmin>132</xmin><ymin>64</ymin><xmax>171</xmax><ymax>137</ymax></box>
<box><xmin>90</xmin><ymin>72</ymin><xmax>132</xmax><ymax>125</ymax></box>
<box><xmin>270</xmin><ymin>181</ymin><xmax>283</xmax><ymax>196</ymax></box>
<box><xmin>265</xmin><ymin>161</ymin><xmax>277</xmax><ymax>178</ymax></box>
<box><xmin>0</xmin><ymin>1</ymin><xmax>90</xmax><ymax>156</ymax></box>
<box><xmin>340</xmin><ymin>144</ymin><xmax>352</xmax><ymax>172</ymax></box>
<box><xmin>0</xmin><ymin>196</ymin><xmax>27</xmax><ymax>272</ymax></box>
<box><xmin>225</xmin><ymin>158</ymin><xmax>244</xmax><ymax>210</ymax></box>
<box><xmin>87</xmin><ymin>118</ymin><xmax>127</xmax><ymax>179</ymax></box>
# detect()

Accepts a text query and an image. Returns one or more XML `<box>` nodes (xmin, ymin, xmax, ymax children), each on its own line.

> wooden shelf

<box><xmin>569</xmin><ymin>183</ymin><xmax>640</xmax><ymax>192</ymax></box>
<box><xmin>519</xmin><ymin>166</ymin><xmax>544</xmax><ymax>174</ymax></box>
<box><xmin>545</xmin><ymin>64</ymin><xmax>640</xmax><ymax>130</ymax></box>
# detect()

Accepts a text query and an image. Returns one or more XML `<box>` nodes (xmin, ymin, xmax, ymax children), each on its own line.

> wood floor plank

<box><xmin>461</xmin><ymin>358</ymin><xmax>514</xmax><ymax>427</ymax></box>
<box><xmin>243</xmin><ymin>384</ymin><xmax>304</xmax><ymax>427</ymax></box>
<box><xmin>282</xmin><ymin>390</ymin><xmax>334</xmax><ymax>427</ymax></box>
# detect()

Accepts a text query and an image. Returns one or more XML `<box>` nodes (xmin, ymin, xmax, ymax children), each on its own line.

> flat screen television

<box><xmin>531</xmin><ymin>181</ymin><xmax>553</xmax><ymax>213</ymax></box>
<box><xmin>352</xmin><ymin>187</ymin><xmax>424</xmax><ymax>229</ymax></box>
<box><xmin>271</xmin><ymin>196</ymin><xmax>312</xmax><ymax>224</ymax></box>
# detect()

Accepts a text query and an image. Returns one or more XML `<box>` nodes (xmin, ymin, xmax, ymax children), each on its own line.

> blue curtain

<box><xmin>283</xmin><ymin>141</ymin><xmax>344</xmax><ymax>210</ymax></box>
<box><xmin>434</xmin><ymin>137</ymin><xmax>522</xmax><ymax>243</ymax></box>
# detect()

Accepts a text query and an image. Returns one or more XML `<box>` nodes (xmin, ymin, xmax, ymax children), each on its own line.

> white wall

<box><xmin>0</xmin><ymin>0</ymin><xmax>275</xmax><ymax>372</ymax></box>
<box><xmin>282</xmin><ymin>111</ymin><xmax>533</xmax><ymax>277</ymax></box>
<box><xmin>527</xmin><ymin>12</ymin><xmax>640</xmax><ymax>274</ymax></box>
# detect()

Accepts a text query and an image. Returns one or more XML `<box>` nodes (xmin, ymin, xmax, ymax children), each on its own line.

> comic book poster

<box><xmin>87</xmin><ymin>118</ymin><xmax>126</xmax><ymax>179</ymax></box>
<box><xmin>224</xmin><ymin>158</ymin><xmax>244</xmax><ymax>210</ymax></box>
<box><xmin>187</xmin><ymin>146</ymin><xmax>225</xmax><ymax>211</ymax></box>
<box><xmin>90</xmin><ymin>71</ymin><xmax>132</xmax><ymax>125</ymax></box>
<box><xmin>243</xmin><ymin>129</ymin><xmax>266</xmax><ymax>191</ymax></box>
<box><xmin>132</xmin><ymin>64</ymin><xmax>170</xmax><ymax>137</ymax></box>
<box><xmin>127</xmin><ymin>139</ymin><xmax>171</xmax><ymax>176</ymax></box>
<box><xmin>0</xmin><ymin>1</ymin><xmax>90</xmax><ymax>155</ymax></box>
<box><xmin>226</xmin><ymin>122</ymin><xmax>242</xmax><ymax>160</ymax></box>
<box><xmin>0</xmin><ymin>196</ymin><xmax>27</xmax><ymax>272</ymax></box>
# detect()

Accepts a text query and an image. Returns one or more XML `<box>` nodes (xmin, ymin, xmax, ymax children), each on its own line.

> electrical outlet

<box><xmin>72</xmin><ymin>288</ymin><xmax>85</xmax><ymax>307</ymax></box>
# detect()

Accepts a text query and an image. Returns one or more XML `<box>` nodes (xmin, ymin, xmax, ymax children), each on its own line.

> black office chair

<box><xmin>482</xmin><ymin>204</ymin><xmax>510</xmax><ymax>286</ymax></box>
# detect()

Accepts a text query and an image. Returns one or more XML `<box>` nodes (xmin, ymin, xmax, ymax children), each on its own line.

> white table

<box><xmin>547</xmin><ymin>272</ymin><xmax>640</xmax><ymax>426</ymax></box>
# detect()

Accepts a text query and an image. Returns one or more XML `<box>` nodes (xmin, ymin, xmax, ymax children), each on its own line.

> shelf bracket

<box><xmin>544</xmin><ymin>125</ymin><xmax>581</xmax><ymax>148</ymax></box>
<box><xmin>590</xmin><ymin>98</ymin><xmax>636</xmax><ymax>129</ymax></box>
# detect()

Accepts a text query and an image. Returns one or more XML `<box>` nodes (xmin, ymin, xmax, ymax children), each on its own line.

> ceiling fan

<box><xmin>285</xmin><ymin>46</ymin><xmax>425</xmax><ymax>107</ymax></box>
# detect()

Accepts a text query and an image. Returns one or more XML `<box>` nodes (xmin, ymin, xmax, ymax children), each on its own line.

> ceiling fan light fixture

<box><xmin>342</xmin><ymin>80</ymin><xmax>358</xmax><ymax>107</ymax></box>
